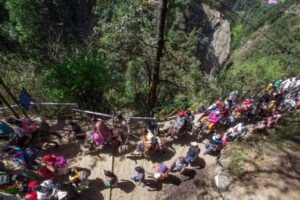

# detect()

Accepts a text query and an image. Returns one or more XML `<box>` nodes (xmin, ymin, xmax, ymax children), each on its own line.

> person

<box><xmin>197</xmin><ymin>105</ymin><xmax>207</xmax><ymax>113</ymax></box>
<box><xmin>7</xmin><ymin>118</ymin><xmax>37</xmax><ymax>145</ymax></box>
<box><xmin>207</xmin><ymin>111</ymin><xmax>221</xmax><ymax>130</ymax></box>
<box><xmin>24</xmin><ymin>148</ymin><xmax>38</xmax><ymax>169</ymax></box>
<box><xmin>31</xmin><ymin>179</ymin><xmax>54</xmax><ymax>200</ymax></box>
<box><xmin>92</xmin><ymin>117</ymin><xmax>112</xmax><ymax>144</ymax></box>
<box><xmin>274</xmin><ymin>79</ymin><xmax>282</xmax><ymax>89</ymax></box>
<box><xmin>25</xmin><ymin>190</ymin><xmax>38</xmax><ymax>200</ymax></box>
<box><xmin>130</xmin><ymin>165</ymin><xmax>145</xmax><ymax>187</ymax></box>
<box><xmin>104</xmin><ymin>170</ymin><xmax>118</xmax><ymax>188</ymax></box>
<box><xmin>207</xmin><ymin>100</ymin><xmax>220</xmax><ymax>112</ymax></box>
<box><xmin>37</xmin><ymin>166</ymin><xmax>54</xmax><ymax>179</ymax></box>
<box><xmin>68</xmin><ymin>167</ymin><xmax>81</xmax><ymax>187</ymax></box>
<box><xmin>177</xmin><ymin>111</ymin><xmax>186</xmax><ymax>124</ymax></box>
<box><xmin>228</xmin><ymin>90</ymin><xmax>239</xmax><ymax>106</ymax></box>
<box><xmin>223</xmin><ymin>123</ymin><xmax>247</xmax><ymax>145</ymax></box>
<box><xmin>68</xmin><ymin>167</ymin><xmax>88</xmax><ymax>192</ymax></box>
<box><xmin>42</xmin><ymin>154</ymin><xmax>67</xmax><ymax>174</ymax></box>
<box><xmin>15</xmin><ymin>174</ymin><xmax>36</xmax><ymax>195</ymax></box>
<box><xmin>154</xmin><ymin>163</ymin><xmax>169</xmax><ymax>182</ymax></box>
<box><xmin>68</xmin><ymin>120</ymin><xmax>85</xmax><ymax>142</ymax></box>
<box><xmin>184</xmin><ymin>142</ymin><xmax>200</xmax><ymax>164</ymax></box>
<box><xmin>204</xmin><ymin>133</ymin><xmax>223</xmax><ymax>156</ymax></box>
<box><xmin>3</xmin><ymin>146</ymin><xmax>37</xmax><ymax>169</ymax></box>
<box><xmin>0</xmin><ymin>121</ymin><xmax>15</xmax><ymax>138</ymax></box>
<box><xmin>170</xmin><ymin>157</ymin><xmax>188</xmax><ymax>174</ymax></box>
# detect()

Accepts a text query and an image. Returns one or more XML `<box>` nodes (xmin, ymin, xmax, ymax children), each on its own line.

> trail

<box><xmin>40</xmin><ymin>115</ymin><xmax>222</xmax><ymax>200</ymax></box>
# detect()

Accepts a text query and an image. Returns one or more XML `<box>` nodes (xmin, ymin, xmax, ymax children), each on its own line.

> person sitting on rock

<box><xmin>130</xmin><ymin>165</ymin><xmax>146</xmax><ymax>187</ymax></box>
<box><xmin>203</xmin><ymin>133</ymin><xmax>223</xmax><ymax>156</ymax></box>
<box><xmin>154</xmin><ymin>163</ymin><xmax>169</xmax><ymax>182</ymax></box>
<box><xmin>68</xmin><ymin>167</ymin><xmax>88</xmax><ymax>192</ymax></box>
<box><xmin>7</xmin><ymin>118</ymin><xmax>37</xmax><ymax>146</ymax></box>
<box><xmin>184</xmin><ymin>142</ymin><xmax>200</xmax><ymax>164</ymax></box>
<box><xmin>104</xmin><ymin>170</ymin><xmax>118</xmax><ymax>188</ymax></box>
<box><xmin>170</xmin><ymin>157</ymin><xmax>188</xmax><ymax>174</ymax></box>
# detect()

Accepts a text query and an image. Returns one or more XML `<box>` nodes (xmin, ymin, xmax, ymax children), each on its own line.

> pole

<box><xmin>0</xmin><ymin>77</ymin><xmax>30</xmax><ymax>119</ymax></box>
<box><xmin>0</xmin><ymin>91</ymin><xmax>20</xmax><ymax>119</ymax></box>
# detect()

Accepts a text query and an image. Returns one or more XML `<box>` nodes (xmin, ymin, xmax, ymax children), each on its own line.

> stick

<box><xmin>72</xmin><ymin>108</ymin><xmax>114</xmax><ymax>118</ymax></box>
<box><xmin>0</xmin><ymin>77</ymin><xmax>30</xmax><ymax>119</ymax></box>
<box><xmin>0</xmin><ymin>92</ymin><xmax>20</xmax><ymax>118</ymax></box>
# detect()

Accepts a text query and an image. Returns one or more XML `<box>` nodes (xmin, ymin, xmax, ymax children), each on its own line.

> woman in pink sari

<box><xmin>92</xmin><ymin>117</ymin><xmax>112</xmax><ymax>145</ymax></box>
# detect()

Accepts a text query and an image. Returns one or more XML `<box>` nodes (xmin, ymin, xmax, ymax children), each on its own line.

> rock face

<box><xmin>182</xmin><ymin>3</ymin><xmax>231</xmax><ymax>74</ymax></box>
<box><xmin>203</xmin><ymin>5</ymin><xmax>231</xmax><ymax>74</ymax></box>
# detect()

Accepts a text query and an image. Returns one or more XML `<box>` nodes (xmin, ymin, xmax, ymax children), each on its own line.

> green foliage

<box><xmin>43</xmin><ymin>53</ymin><xmax>123</xmax><ymax>111</ymax></box>
<box><xmin>1</xmin><ymin>0</ymin><xmax>300</xmax><ymax>115</ymax></box>
<box><xmin>225</xmin><ymin>142</ymin><xmax>261</xmax><ymax>176</ymax></box>
<box><xmin>217</xmin><ymin>0</ymin><xmax>300</xmax><ymax>97</ymax></box>
<box><xmin>231</xmin><ymin>24</ymin><xmax>243</xmax><ymax>48</ymax></box>
<box><xmin>5</xmin><ymin>0</ymin><xmax>43</xmax><ymax>42</ymax></box>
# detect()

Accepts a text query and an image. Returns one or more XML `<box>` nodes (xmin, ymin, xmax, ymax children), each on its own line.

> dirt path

<box><xmin>2</xmin><ymin>116</ymin><xmax>222</xmax><ymax>200</ymax></box>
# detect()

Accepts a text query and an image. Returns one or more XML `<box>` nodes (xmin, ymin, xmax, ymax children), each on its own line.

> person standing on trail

<box><xmin>130</xmin><ymin>165</ymin><xmax>146</xmax><ymax>187</ymax></box>
<box><xmin>184</xmin><ymin>142</ymin><xmax>200</xmax><ymax>164</ymax></box>
<box><xmin>104</xmin><ymin>170</ymin><xmax>118</xmax><ymax>188</ymax></box>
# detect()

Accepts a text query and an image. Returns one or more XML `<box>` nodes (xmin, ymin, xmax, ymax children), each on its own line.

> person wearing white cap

<box><xmin>184</xmin><ymin>142</ymin><xmax>200</xmax><ymax>164</ymax></box>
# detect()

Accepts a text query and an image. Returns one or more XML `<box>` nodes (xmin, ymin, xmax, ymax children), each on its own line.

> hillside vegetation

<box><xmin>0</xmin><ymin>0</ymin><xmax>300</xmax><ymax>114</ymax></box>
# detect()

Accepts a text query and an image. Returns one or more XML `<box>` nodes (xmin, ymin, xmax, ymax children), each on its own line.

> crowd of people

<box><xmin>0</xmin><ymin>77</ymin><xmax>300</xmax><ymax>199</ymax></box>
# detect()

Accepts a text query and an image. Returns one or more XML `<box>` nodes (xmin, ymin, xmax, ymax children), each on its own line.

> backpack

<box><xmin>54</xmin><ymin>156</ymin><xmax>67</xmax><ymax>168</ymax></box>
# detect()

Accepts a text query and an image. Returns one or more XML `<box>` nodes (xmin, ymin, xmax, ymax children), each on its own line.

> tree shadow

<box><xmin>163</xmin><ymin>174</ymin><xmax>182</xmax><ymax>186</ymax></box>
<box><xmin>148</xmin><ymin>148</ymin><xmax>177</xmax><ymax>163</ymax></box>
<box><xmin>75</xmin><ymin>178</ymin><xmax>104</xmax><ymax>200</ymax></box>
<box><xmin>144</xmin><ymin>179</ymin><xmax>163</xmax><ymax>191</ymax></box>
<box><xmin>221</xmin><ymin>145</ymin><xmax>300</xmax><ymax>195</ymax></box>
<box><xmin>172</xmin><ymin>134</ymin><xmax>198</xmax><ymax>147</ymax></box>
<box><xmin>190</xmin><ymin>157</ymin><xmax>206</xmax><ymax>169</ymax></box>
<box><xmin>48</xmin><ymin>117</ymin><xmax>66</xmax><ymax>133</ymax></box>
<box><xmin>116</xmin><ymin>179</ymin><xmax>136</xmax><ymax>193</ymax></box>
<box><xmin>181</xmin><ymin>168</ymin><xmax>197</xmax><ymax>180</ymax></box>
<box><xmin>42</xmin><ymin>142</ymin><xmax>82</xmax><ymax>159</ymax></box>
<box><xmin>125</xmin><ymin>148</ymin><xmax>176</xmax><ymax>163</ymax></box>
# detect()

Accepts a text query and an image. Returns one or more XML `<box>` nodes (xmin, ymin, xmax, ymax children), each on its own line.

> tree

<box><xmin>147</xmin><ymin>0</ymin><xmax>168</xmax><ymax>114</ymax></box>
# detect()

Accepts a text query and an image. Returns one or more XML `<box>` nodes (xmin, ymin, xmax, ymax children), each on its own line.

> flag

<box><xmin>19</xmin><ymin>87</ymin><xmax>31</xmax><ymax>110</ymax></box>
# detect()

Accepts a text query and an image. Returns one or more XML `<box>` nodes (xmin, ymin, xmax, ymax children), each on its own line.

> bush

<box><xmin>43</xmin><ymin>53</ymin><xmax>124</xmax><ymax>111</ymax></box>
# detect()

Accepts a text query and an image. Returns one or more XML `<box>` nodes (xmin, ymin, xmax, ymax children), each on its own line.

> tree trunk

<box><xmin>147</xmin><ymin>0</ymin><xmax>168</xmax><ymax>114</ymax></box>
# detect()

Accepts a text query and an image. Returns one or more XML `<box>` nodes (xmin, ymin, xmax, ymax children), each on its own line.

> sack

<box><xmin>54</xmin><ymin>156</ymin><xmax>67</xmax><ymax>168</ymax></box>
